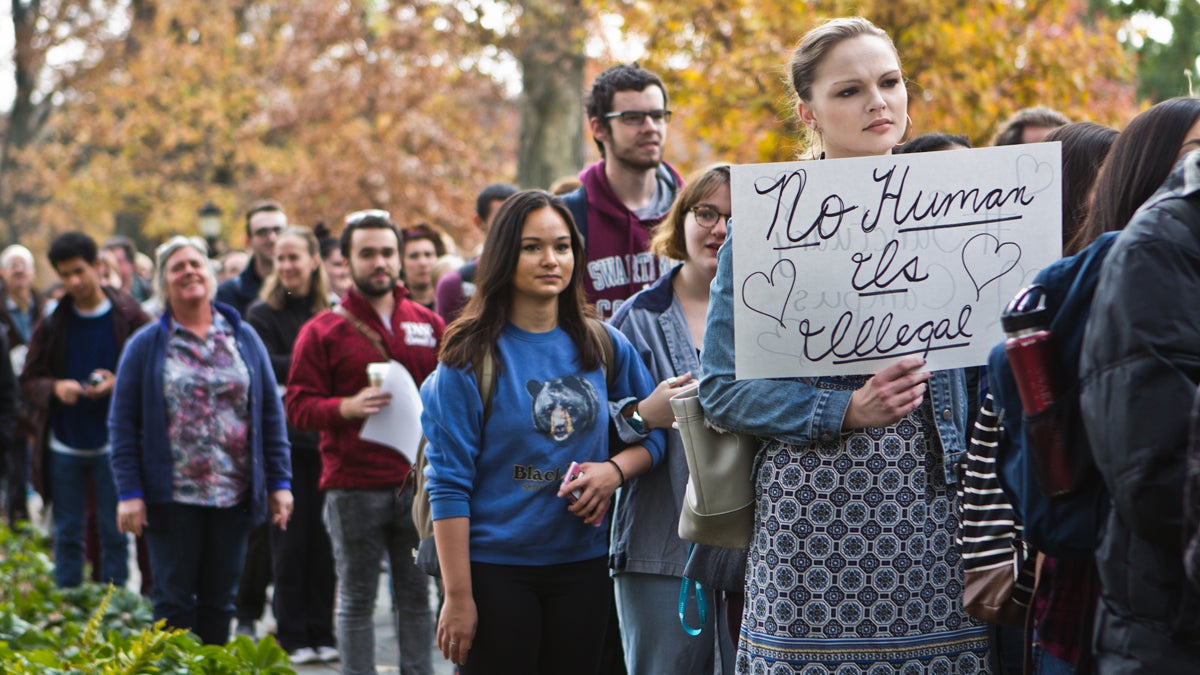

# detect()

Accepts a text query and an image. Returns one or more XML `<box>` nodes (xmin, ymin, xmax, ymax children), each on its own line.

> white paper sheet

<box><xmin>359</xmin><ymin>359</ymin><xmax>424</xmax><ymax>464</ymax></box>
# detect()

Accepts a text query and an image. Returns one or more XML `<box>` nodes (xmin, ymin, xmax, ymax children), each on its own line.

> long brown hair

<box><xmin>259</xmin><ymin>226</ymin><xmax>331</xmax><ymax>315</ymax></box>
<box><xmin>439</xmin><ymin>190</ymin><xmax>599</xmax><ymax>374</ymax></box>
<box><xmin>1043</xmin><ymin>122</ymin><xmax>1118</xmax><ymax>254</ymax></box>
<box><xmin>1065</xmin><ymin>97</ymin><xmax>1200</xmax><ymax>254</ymax></box>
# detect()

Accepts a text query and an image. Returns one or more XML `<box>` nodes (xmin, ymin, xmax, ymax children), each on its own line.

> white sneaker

<box><xmin>288</xmin><ymin>647</ymin><xmax>320</xmax><ymax>665</ymax></box>
<box><xmin>316</xmin><ymin>646</ymin><xmax>340</xmax><ymax>662</ymax></box>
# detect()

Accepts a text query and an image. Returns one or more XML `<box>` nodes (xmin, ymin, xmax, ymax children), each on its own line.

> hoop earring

<box><xmin>898</xmin><ymin>114</ymin><xmax>913</xmax><ymax>145</ymax></box>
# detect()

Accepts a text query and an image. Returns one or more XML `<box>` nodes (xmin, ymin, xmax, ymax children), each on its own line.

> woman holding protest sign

<box><xmin>699</xmin><ymin>17</ymin><xmax>989</xmax><ymax>673</ymax></box>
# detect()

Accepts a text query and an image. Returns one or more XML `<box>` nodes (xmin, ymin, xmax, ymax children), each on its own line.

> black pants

<box><xmin>462</xmin><ymin>556</ymin><xmax>610</xmax><ymax>675</ymax></box>
<box><xmin>270</xmin><ymin>449</ymin><xmax>335</xmax><ymax>651</ymax></box>
<box><xmin>3</xmin><ymin>438</ymin><xmax>28</xmax><ymax>524</ymax></box>
<box><xmin>235</xmin><ymin>523</ymin><xmax>272</xmax><ymax>622</ymax></box>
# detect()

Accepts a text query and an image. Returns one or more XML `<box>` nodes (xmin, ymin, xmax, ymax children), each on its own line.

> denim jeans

<box><xmin>614</xmin><ymin>572</ymin><xmax>736</xmax><ymax>675</ymax></box>
<box><xmin>49</xmin><ymin>451</ymin><xmax>127</xmax><ymax>588</ymax></box>
<box><xmin>1033</xmin><ymin>643</ymin><xmax>1075</xmax><ymax>675</ymax></box>
<box><xmin>324</xmin><ymin>488</ymin><xmax>433</xmax><ymax>675</ymax></box>
<box><xmin>143</xmin><ymin>501</ymin><xmax>252</xmax><ymax>644</ymax></box>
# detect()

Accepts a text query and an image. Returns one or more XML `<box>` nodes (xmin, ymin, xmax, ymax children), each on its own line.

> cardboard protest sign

<box><xmin>731</xmin><ymin>144</ymin><xmax>1062</xmax><ymax>379</ymax></box>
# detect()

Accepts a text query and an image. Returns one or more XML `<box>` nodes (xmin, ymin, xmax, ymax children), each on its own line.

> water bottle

<box><xmin>1002</xmin><ymin>284</ymin><xmax>1071</xmax><ymax>496</ymax></box>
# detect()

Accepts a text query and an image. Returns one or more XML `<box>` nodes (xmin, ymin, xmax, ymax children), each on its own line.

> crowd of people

<box><xmin>3</xmin><ymin>13</ymin><xmax>1200</xmax><ymax>675</ymax></box>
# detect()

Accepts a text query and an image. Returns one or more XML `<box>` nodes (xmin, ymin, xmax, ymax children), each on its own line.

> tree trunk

<box><xmin>516</xmin><ymin>0</ymin><xmax>586</xmax><ymax>190</ymax></box>
<box><xmin>0</xmin><ymin>0</ymin><xmax>50</xmax><ymax>245</ymax></box>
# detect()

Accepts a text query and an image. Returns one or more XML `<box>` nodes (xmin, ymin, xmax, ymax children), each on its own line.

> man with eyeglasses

<box><xmin>562</xmin><ymin>63</ymin><xmax>682</xmax><ymax>319</ymax></box>
<box><xmin>216</xmin><ymin>200</ymin><xmax>287</xmax><ymax>317</ymax></box>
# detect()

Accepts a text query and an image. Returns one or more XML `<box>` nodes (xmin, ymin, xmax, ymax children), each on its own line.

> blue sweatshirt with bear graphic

<box><xmin>419</xmin><ymin>321</ymin><xmax>664</xmax><ymax>566</ymax></box>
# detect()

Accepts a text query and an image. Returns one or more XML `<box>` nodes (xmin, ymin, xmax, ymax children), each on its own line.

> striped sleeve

<box><xmin>957</xmin><ymin>393</ymin><xmax>1035</xmax><ymax>606</ymax></box>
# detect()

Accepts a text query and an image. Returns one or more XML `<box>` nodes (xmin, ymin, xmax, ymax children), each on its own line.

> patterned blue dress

<box><xmin>736</xmin><ymin>376</ymin><xmax>991</xmax><ymax>674</ymax></box>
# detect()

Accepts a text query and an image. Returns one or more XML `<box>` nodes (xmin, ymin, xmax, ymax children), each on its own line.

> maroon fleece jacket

<box><xmin>285</xmin><ymin>286</ymin><xmax>443</xmax><ymax>490</ymax></box>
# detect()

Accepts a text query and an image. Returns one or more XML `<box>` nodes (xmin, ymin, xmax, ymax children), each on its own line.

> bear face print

<box><xmin>526</xmin><ymin>375</ymin><xmax>600</xmax><ymax>442</ymax></box>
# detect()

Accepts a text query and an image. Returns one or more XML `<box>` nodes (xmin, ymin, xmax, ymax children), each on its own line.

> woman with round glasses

<box><xmin>700</xmin><ymin>18</ymin><xmax>988</xmax><ymax>673</ymax></box>
<box><xmin>608</xmin><ymin>164</ymin><xmax>738</xmax><ymax>673</ymax></box>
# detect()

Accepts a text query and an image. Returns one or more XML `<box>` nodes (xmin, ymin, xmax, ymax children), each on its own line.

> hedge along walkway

<box><xmin>0</xmin><ymin>523</ymin><xmax>292</xmax><ymax>674</ymax></box>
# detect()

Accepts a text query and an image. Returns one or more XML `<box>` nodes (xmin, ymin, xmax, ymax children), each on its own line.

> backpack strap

<box><xmin>477</xmin><ymin>349</ymin><xmax>496</xmax><ymax>422</ymax></box>
<box><xmin>334</xmin><ymin>304</ymin><xmax>390</xmax><ymax>362</ymax></box>
<box><xmin>585</xmin><ymin>318</ymin><xmax>615</xmax><ymax>389</ymax></box>
<box><xmin>561</xmin><ymin>186</ymin><xmax>589</xmax><ymax>245</ymax></box>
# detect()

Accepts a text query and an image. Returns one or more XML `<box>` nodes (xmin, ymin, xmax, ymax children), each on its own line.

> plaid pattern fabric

<box><xmin>1033</xmin><ymin>556</ymin><xmax>1096</xmax><ymax>665</ymax></box>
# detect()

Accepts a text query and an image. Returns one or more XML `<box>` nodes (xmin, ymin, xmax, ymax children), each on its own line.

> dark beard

<box><xmin>612</xmin><ymin>152</ymin><xmax>662</xmax><ymax>173</ymax></box>
<box><xmin>353</xmin><ymin>275</ymin><xmax>394</xmax><ymax>298</ymax></box>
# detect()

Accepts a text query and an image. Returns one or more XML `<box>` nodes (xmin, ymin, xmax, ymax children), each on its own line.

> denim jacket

<box><xmin>608</xmin><ymin>265</ymin><xmax>698</xmax><ymax>576</ymax></box>
<box><xmin>698</xmin><ymin>224</ymin><xmax>969</xmax><ymax>485</ymax></box>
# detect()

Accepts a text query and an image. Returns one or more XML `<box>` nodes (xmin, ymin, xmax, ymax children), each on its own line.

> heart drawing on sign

<box><xmin>961</xmin><ymin>233</ymin><xmax>1021</xmax><ymax>301</ymax></box>
<box><xmin>740</xmin><ymin>259</ymin><xmax>796</xmax><ymax>327</ymax></box>
<box><xmin>1016</xmin><ymin>153</ymin><xmax>1055</xmax><ymax>196</ymax></box>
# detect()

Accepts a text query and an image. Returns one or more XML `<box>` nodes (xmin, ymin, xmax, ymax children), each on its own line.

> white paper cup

<box><xmin>367</xmin><ymin>362</ymin><xmax>389</xmax><ymax>389</ymax></box>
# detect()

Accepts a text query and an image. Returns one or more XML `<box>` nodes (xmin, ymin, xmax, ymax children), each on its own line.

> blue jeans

<box><xmin>1033</xmin><ymin>644</ymin><xmax>1075</xmax><ymax>675</ymax></box>
<box><xmin>324</xmin><ymin>488</ymin><xmax>433</xmax><ymax>675</ymax></box>
<box><xmin>143</xmin><ymin>501</ymin><xmax>252</xmax><ymax>644</ymax></box>
<box><xmin>49</xmin><ymin>451</ymin><xmax>127</xmax><ymax>587</ymax></box>
<box><xmin>614</xmin><ymin>572</ymin><xmax>736</xmax><ymax>674</ymax></box>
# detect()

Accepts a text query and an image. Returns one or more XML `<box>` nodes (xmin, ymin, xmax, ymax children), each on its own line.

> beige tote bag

<box><xmin>670</xmin><ymin>388</ymin><xmax>757</xmax><ymax>550</ymax></box>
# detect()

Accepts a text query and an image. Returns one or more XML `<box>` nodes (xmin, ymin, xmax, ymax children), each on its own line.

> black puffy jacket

<box><xmin>1080</xmin><ymin>151</ymin><xmax>1200</xmax><ymax>672</ymax></box>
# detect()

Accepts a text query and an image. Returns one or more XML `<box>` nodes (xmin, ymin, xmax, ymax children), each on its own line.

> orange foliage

<box><xmin>29</xmin><ymin>0</ymin><xmax>518</xmax><ymax>253</ymax></box>
<box><xmin>596</xmin><ymin>0</ymin><xmax>1138</xmax><ymax>172</ymax></box>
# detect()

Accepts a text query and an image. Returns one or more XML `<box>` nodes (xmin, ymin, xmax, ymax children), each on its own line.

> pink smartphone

<box><xmin>562</xmin><ymin>461</ymin><xmax>585</xmax><ymax>504</ymax></box>
<box><xmin>561</xmin><ymin>461</ymin><xmax>609</xmax><ymax>526</ymax></box>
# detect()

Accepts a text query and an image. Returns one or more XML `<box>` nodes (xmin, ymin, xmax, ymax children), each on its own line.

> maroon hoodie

<box><xmin>577</xmin><ymin>160</ymin><xmax>682</xmax><ymax>318</ymax></box>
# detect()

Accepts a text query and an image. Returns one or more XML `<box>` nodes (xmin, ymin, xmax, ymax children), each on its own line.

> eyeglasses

<box><xmin>603</xmin><ymin>109</ymin><xmax>672</xmax><ymax>126</ymax></box>
<box><xmin>345</xmin><ymin>209</ymin><xmax>393</xmax><ymax>227</ymax></box>
<box><xmin>689</xmin><ymin>205</ymin><xmax>731</xmax><ymax>229</ymax></box>
<box><xmin>251</xmin><ymin>225</ymin><xmax>283</xmax><ymax>238</ymax></box>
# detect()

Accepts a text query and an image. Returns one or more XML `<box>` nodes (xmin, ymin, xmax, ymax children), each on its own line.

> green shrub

<box><xmin>0</xmin><ymin>523</ymin><xmax>294</xmax><ymax>674</ymax></box>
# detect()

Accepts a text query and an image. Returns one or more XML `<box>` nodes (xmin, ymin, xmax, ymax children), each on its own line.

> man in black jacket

<box><xmin>216</xmin><ymin>201</ymin><xmax>286</xmax><ymax>316</ymax></box>
<box><xmin>1080</xmin><ymin>149</ymin><xmax>1200</xmax><ymax>672</ymax></box>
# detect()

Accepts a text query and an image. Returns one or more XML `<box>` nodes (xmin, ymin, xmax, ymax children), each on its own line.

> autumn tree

<box><xmin>25</xmin><ymin>0</ymin><xmax>518</xmax><ymax>253</ymax></box>
<box><xmin>0</xmin><ymin>0</ymin><xmax>140</xmax><ymax>248</ymax></box>
<box><xmin>444</xmin><ymin>0</ymin><xmax>590</xmax><ymax>190</ymax></box>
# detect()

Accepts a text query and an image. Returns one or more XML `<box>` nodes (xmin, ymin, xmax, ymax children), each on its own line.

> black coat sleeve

<box><xmin>1081</xmin><ymin>206</ymin><xmax>1200</xmax><ymax>549</ymax></box>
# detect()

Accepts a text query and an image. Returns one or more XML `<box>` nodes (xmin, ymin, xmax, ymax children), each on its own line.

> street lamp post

<box><xmin>198</xmin><ymin>202</ymin><xmax>223</xmax><ymax>258</ymax></box>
